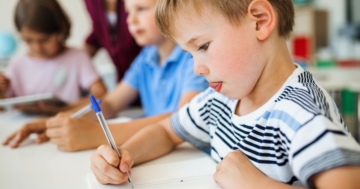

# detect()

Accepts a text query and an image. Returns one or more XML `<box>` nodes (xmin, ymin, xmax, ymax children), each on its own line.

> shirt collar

<box><xmin>145</xmin><ymin>45</ymin><xmax>183</xmax><ymax>67</ymax></box>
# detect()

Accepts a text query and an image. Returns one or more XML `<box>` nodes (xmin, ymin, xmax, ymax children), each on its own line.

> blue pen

<box><xmin>70</xmin><ymin>99</ymin><xmax>102</xmax><ymax>119</ymax></box>
<box><xmin>90</xmin><ymin>95</ymin><xmax>134</xmax><ymax>188</ymax></box>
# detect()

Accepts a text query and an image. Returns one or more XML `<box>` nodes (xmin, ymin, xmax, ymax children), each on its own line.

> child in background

<box><xmin>90</xmin><ymin>0</ymin><xmax>360</xmax><ymax>188</ymax></box>
<box><xmin>83</xmin><ymin>0</ymin><xmax>141</xmax><ymax>82</ymax></box>
<box><xmin>0</xmin><ymin>0</ymin><xmax>106</xmax><ymax>115</ymax></box>
<box><xmin>2</xmin><ymin>0</ymin><xmax>207</xmax><ymax>151</ymax></box>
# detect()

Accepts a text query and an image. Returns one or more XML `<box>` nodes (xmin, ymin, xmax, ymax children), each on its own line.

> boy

<box><xmin>90</xmin><ymin>0</ymin><xmax>360</xmax><ymax>188</ymax></box>
<box><xmin>2</xmin><ymin>0</ymin><xmax>207</xmax><ymax>151</ymax></box>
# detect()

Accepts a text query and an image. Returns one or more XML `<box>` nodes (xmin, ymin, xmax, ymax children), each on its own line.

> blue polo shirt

<box><xmin>123</xmin><ymin>45</ymin><xmax>208</xmax><ymax>117</ymax></box>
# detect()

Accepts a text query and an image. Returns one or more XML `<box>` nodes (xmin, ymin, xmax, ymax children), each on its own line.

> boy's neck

<box><xmin>235</xmin><ymin>38</ymin><xmax>295</xmax><ymax>117</ymax></box>
<box><xmin>157</xmin><ymin>39</ymin><xmax>176</xmax><ymax>66</ymax></box>
<box><xmin>105</xmin><ymin>0</ymin><xmax>117</xmax><ymax>12</ymax></box>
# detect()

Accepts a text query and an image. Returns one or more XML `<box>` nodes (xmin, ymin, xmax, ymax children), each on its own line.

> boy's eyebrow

<box><xmin>186</xmin><ymin>36</ymin><xmax>200</xmax><ymax>46</ymax></box>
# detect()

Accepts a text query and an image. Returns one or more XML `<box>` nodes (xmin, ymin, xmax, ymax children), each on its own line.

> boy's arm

<box><xmin>88</xmin><ymin>79</ymin><xmax>107</xmax><ymax>99</ymax></box>
<box><xmin>64</xmin><ymin>81</ymin><xmax>138</xmax><ymax>120</ymax></box>
<box><xmin>310</xmin><ymin>165</ymin><xmax>360</xmax><ymax>189</ymax></box>
<box><xmin>99</xmin><ymin>81</ymin><xmax>138</xmax><ymax>119</ymax></box>
<box><xmin>122</xmin><ymin>117</ymin><xmax>184</xmax><ymax>164</ymax></box>
<box><xmin>45</xmin><ymin>112</ymin><xmax>171</xmax><ymax>151</ymax></box>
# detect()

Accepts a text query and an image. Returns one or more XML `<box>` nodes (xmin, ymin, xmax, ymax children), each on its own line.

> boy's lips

<box><xmin>209</xmin><ymin>82</ymin><xmax>222</xmax><ymax>92</ymax></box>
<box><xmin>135</xmin><ymin>29</ymin><xmax>144</xmax><ymax>35</ymax></box>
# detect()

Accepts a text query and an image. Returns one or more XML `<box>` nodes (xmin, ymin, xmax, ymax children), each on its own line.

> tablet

<box><xmin>0</xmin><ymin>93</ymin><xmax>66</xmax><ymax>107</ymax></box>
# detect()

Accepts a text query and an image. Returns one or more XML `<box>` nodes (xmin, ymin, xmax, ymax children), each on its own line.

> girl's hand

<box><xmin>0</xmin><ymin>73</ymin><xmax>10</xmax><ymax>98</ymax></box>
<box><xmin>90</xmin><ymin>145</ymin><xmax>134</xmax><ymax>184</ymax></box>
<box><xmin>2</xmin><ymin>118</ymin><xmax>49</xmax><ymax>148</ymax></box>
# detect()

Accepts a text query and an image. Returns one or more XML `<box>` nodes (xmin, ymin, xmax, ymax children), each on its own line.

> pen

<box><xmin>89</xmin><ymin>95</ymin><xmax>134</xmax><ymax>188</ymax></box>
<box><xmin>70</xmin><ymin>99</ymin><xmax>102</xmax><ymax>119</ymax></box>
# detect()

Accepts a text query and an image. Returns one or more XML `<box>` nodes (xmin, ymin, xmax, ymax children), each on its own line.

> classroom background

<box><xmin>0</xmin><ymin>0</ymin><xmax>359</xmax><ymax>141</ymax></box>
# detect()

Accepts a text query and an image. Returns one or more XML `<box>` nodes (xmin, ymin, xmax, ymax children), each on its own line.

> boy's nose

<box><xmin>126</xmin><ymin>13</ymin><xmax>137</xmax><ymax>25</ymax></box>
<box><xmin>194</xmin><ymin>63</ymin><xmax>209</xmax><ymax>76</ymax></box>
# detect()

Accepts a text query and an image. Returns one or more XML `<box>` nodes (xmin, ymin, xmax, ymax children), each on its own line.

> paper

<box><xmin>0</xmin><ymin>93</ymin><xmax>65</xmax><ymax>107</ymax></box>
<box><xmin>87</xmin><ymin>143</ymin><xmax>221</xmax><ymax>189</ymax></box>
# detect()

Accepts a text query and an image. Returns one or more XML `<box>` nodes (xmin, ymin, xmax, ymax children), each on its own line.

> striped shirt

<box><xmin>170</xmin><ymin>65</ymin><xmax>360</xmax><ymax>187</ymax></box>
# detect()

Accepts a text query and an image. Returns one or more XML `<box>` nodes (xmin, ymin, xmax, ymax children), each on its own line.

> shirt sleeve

<box><xmin>77</xmin><ymin>50</ymin><xmax>101</xmax><ymax>90</ymax></box>
<box><xmin>180</xmin><ymin>57</ymin><xmax>208</xmax><ymax>94</ymax></box>
<box><xmin>170</xmin><ymin>88</ymin><xmax>215</xmax><ymax>149</ymax></box>
<box><xmin>122</xmin><ymin>49</ymin><xmax>145</xmax><ymax>91</ymax></box>
<box><xmin>288</xmin><ymin>114</ymin><xmax>360</xmax><ymax>187</ymax></box>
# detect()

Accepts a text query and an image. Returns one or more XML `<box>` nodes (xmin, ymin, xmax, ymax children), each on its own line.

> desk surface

<box><xmin>0</xmin><ymin>111</ymin><xmax>217</xmax><ymax>189</ymax></box>
<box><xmin>0</xmin><ymin>111</ymin><xmax>94</xmax><ymax>189</ymax></box>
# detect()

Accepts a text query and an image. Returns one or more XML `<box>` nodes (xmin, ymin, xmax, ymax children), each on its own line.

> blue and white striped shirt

<box><xmin>170</xmin><ymin>65</ymin><xmax>360</xmax><ymax>187</ymax></box>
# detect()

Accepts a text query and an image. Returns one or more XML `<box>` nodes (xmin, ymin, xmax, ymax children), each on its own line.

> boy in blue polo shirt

<box><xmin>3</xmin><ymin>0</ymin><xmax>207</xmax><ymax>152</ymax></box>
<box><xmin>123</xmin><ymin>45</ymin><xmax>203</xmax><ymax>117</ymax></box>
<box><xmin>90</xmin><ymin>0</ymin><xmax>360</xmax><ymax>188</ymax></box>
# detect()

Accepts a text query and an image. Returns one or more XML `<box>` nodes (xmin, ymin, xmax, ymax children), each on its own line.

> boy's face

<box><xmin>20</xmin><ymin>27</ymin><xmax>62</xmax><ymax>59</ymax></box>
<box><xmin>124</xmin><ymin>0</ymin><xmax>165</xmax><ymax>46</ymax></box>
<box><xmin>173</xmin><ymin>7</ymin><xmax>266</xmax><ymax>100</ymax></box>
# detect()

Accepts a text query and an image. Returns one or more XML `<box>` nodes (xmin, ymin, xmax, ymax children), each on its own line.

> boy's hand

<box><xmin>2</xmin><ymin>118</ymin><xmax>49</xmax><ymax>148</ymax></box>
<box><xmin>214</xmin><ymin>150</ymin><xmax>269</xmax><ymax>189</ymax></box>
<box><xmin>0</xmin><ymin>73</ymin><xmax>10</xmax><ymax>98</ymax></box>
<box><xmin>90</xmin><ymin>144</ymin><xmax>134</xmax><ymax>184</ymax></box>
<box><xmin>46</xmin><ymin>113</ymin><xmax>104</xmax><ymax>151</ymax></box>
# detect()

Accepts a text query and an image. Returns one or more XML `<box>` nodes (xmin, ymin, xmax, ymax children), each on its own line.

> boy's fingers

<box><xmin>46</xmin><ymin>114</ymin><xmax>69</xmax><ymax>128</ymax></box>
<box><xmin>36</xmin><ymin>133</ymin><xmax>49</xmax><ymax>144</ymax></box>
<box><xmin>46</xmin><ymin>127</ymin><xmax>63</xmax><ymax>138</ymax></box>
<box><xmin>49</xmin><ymin>137</ymin><xmax>63</xmax><ymax>145</ymax></box>
<box><xmin>91</xmin><ymin>150</ymin><xmax>126</xmax><ymax>183</ymax></box>
<box><xmin>119</xmin><ymin>150</ymin><xmax>134</xmax><ymax>173</ymax></box>
<box><xmin>98</xmin><ymin>145</ymin><xmax>120</xmax><ymax>167</ymax></box>
<box><xmin>91</xmin><ymin>162</ymin><xmax>123</xmax><ymax>185</ymax></box>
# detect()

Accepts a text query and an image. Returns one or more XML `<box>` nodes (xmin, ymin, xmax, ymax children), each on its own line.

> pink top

<box><xmin>5</xmin><ymin>48</ymin><xmax>100</xmax><ymax>104</ymax></box>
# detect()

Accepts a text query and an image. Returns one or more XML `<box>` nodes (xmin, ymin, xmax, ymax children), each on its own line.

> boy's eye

<box><xmin>137</xmin><ymin>6</ymin><xmax>148</xmax><ymax>11</ymax></box>
<box><xmin>198</xmin><ymin>43</ymin><xmax>209</xmax><ymax>51</ymax></box>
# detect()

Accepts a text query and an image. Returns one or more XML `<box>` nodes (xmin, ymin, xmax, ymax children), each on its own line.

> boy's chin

<box><xmin>221</xmin><ymin>91</ymin><xmax>242</xmax><ymax>100</ymax></box>
<box><xmin>134</xmin><ymin>39</ymin><xmax>152</xmax><ymax>47</ymax></box>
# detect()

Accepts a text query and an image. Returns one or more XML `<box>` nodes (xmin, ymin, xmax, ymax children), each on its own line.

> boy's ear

<box><xmin>247</xmin><ymin>0</ymin><xmax>276</xmax><ymax>41</ymax></box>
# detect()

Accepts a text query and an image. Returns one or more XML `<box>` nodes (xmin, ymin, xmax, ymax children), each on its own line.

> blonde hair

<box><xmin>155</xmin><ymin>0</ymin><xmax>294</xmax><ymax>39</ymax></box>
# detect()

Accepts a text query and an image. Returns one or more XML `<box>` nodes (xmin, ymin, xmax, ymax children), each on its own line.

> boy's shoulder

<box><xmin>271</xmin><ymin>66</ymin><xmax>345</xmax><ymax>132</ymax></box>
<box><xmin>275</xmin><ymin>67</ymin><xmax>332</xmax><ymax>114</ymax></box>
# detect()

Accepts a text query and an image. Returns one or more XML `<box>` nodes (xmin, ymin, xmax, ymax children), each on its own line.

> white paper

<box><xmin>87</xmin><ymin>143</ymin><xmax>221</xmax><ymax>189</ymax></box>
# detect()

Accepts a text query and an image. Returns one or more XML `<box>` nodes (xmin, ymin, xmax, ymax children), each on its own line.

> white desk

<box><xmin>0</xmin><ymin>111</ymin><xmax>94</xmax><ymax>189</ymax></box>
<box><xmin>0</xmin><ymin>111</ymin><xmax>218</xmax><ymax>189</ymax></box>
